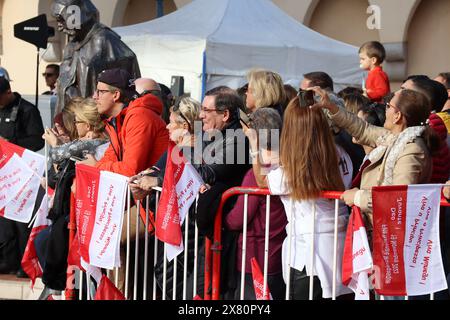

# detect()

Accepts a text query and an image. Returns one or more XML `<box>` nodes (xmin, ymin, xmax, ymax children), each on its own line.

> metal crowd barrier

<box><xmin>65</xmin><ymin>185</ymin><xmax>450</xmax><ymax>300</ymax></box>
<box><xmin>210</xmin><ymin>187</ymin><xmax>450</xmax><ymax>301</ymax></box>
<box><xmin>66</xmin><ymin>187</ymin><xmax>208</xmax><ymax>300</ymax></box>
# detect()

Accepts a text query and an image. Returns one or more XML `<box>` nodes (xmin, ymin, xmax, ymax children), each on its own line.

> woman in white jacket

<box><xmin>248</xmin><ymin>96</ymin><xmax>352</xmax><ymax>300</ymax></box>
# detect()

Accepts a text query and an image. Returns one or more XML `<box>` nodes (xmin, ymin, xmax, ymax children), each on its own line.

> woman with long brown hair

<box><xmin>256</xmin><ymin>96</ymin><xmax>352</xmax><ymax>300</ymax></box>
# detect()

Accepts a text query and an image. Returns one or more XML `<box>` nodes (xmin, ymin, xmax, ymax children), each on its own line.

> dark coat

<box><xmin>0</xmin><ymin>93</ymin><xmax>44</xmax><ymax>151</ymax></box>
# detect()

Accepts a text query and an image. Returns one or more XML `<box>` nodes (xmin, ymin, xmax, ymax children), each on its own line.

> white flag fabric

<box><xmin>0</xmin><ymin>139</ymin><xmax>45</xmax><ymax>222</ymax></box>
<box><xmin>0</xmin><ymin>153</ymin><xmax>34</xmax><ymax>210</ymax></box>
<box><xmin>75</xmin><ymin>164</ymin><xmax>128</xmax><ymax>269</ymax></box>
<box><xmin>342</xmin><ymin>206</ymin><xmax>373</xmax><ymax>300</ymax></box>
<box><xmin>372</xmin><ymin>184</ymin><xmax>447</xmax><ymax>296</ymax></box>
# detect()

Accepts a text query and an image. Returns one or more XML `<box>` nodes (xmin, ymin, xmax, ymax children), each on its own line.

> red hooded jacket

<box><xmin>96</xmin><ymin>94</ymin><xmax>169</xmax><ymax>177</ymax></box>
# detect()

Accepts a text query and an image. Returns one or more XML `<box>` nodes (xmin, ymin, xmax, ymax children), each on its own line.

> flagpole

<box><xmin>153</xmin><ymin>191</ymin><xmax>160</xmax><ymax>300</ymax></box>
<box><xmin>285</xmin><ymin>199</ymin><xmax>294</xmax><ymax>300</ymax></box>
<box><xmin>183</xmin><ymin>204</ymin><xmax>189</xmax><ymax>300</ymax></box>
<box><xmin>263</xmin><ymin>195</ymin><xmax>271</xmax><ymax>300</ymax></box>
<box><xmin>143</xmin><ymin>195</ymin><xmax>150</xmax><ymax>300</ymax></box>
<box><xmin>332</xmin><ymin>199</ymin><xmax>339</xmax><ymax>300</ymax></box>
<box><xmin>28</xmin><ymin>141</ymin><xmax>49</xmax><ymax>229</ymax></box>
<box><xmin>309</xmin><ymin>202</ymin><xmax>316</xmax><ymax>300</ymax></box>
<box><xmin>193</xmin><ymin>196</ymin><xmax>199</xmax><ymax>299</ymax></box>
<box><xmin>125</xmin><ymin>187</ymin><xmax>131</xmax><ymax>299</ymax></box>
<box><xmin>240</xmin><ymin>194</ymin><xmax>249</xmax><ymax>300</ymax></box>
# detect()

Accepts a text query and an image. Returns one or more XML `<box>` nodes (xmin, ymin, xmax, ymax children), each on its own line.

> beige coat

<box><xmin>330</xmin><ymin>108</ymin><xmax>432</xmax><ymax>227</ymax></box>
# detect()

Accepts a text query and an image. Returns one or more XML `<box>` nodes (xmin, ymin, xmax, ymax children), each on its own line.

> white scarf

<box><xmin>369</xmin><ymin>126</ymin><xmax>425</xmax><ymax>186</ymax></box>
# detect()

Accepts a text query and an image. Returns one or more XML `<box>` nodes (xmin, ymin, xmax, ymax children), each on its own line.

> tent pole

<box><xmin>201</xmin><ymin>51</ymin><xmax>206</xmax><ymax>101</ymax></box>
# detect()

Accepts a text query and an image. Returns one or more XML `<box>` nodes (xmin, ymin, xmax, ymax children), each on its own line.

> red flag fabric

<box><xmin>155</xmin><ymin>142</ymin><xmax>203</xmax><ymax>261</ymax></box>
<box><xmin>21</xmin><ymin>192</ymin><xmax>53</xmax><ymax>287</ymax></box>
<box><xmin>251</xmin><ymin>257</ymin><xmax>272</xmax><ymax>300</ymax></box>
<box><xmin>94</xmin><ymin>275</ymin><xmax>126</xmax><ymax>300</ymax></box>
<box><xmin>67</xmin><ymin>231</ymin><xmax>82</xmax><ymax>269</ymax></box>
<box><xmin>342</xmin><ymin>206</ymin><xmax>372</xmax><ymax>300</ymax></box>
<box><xmin>155</xmin><ymin>143</ymin><xmax>183</xmax><ymax>246</ymax></box>
<box><xmin>372</xmin><ymin>184</ymin><xmax>447</xmax><ymax>296</ymax></box>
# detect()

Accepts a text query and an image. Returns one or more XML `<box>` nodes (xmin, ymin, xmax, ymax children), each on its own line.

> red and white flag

<box><xmin>75</xmin><ymin>164</ymin><xmax>128</xmax><ymax>269</ymax></box>
<box><xmin>342</xmin><ymin>206</ymin><xmax>373</xmax><ymax>300</ymax></box>
<box><xmin>156</xmin><ymin>143</ymin><xmax>203</xmax><ymax>261</ymax></box>
<box><xmin>0</xmin><ymin>143</ymin><xmax>35</xmax><ymax>211</ymax></box>
<box><xmin>0</xmin><ymin>139</ymin><xmax>45</xmax><ymax>223</ymax></box>
<box><xmin>21</xmin><ymin>190</ymin><xmax>53</xmax><ymax>287</ymax></box>
<box><xmin>251</xmin><ymin>258</ymin><xmax>272</xmax><ymax>300</ymax></box>
<box><xmin>372</xmin><ymin>184</ymin><xmax>447</xmax><ymax>296</ymax></box>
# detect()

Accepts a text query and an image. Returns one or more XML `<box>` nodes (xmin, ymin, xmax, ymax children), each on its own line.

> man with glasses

<box><xmin>79</xmin><ymin>68</ymin><xmax>168</xmax><ymax>178</ymax></box>
<box><xmin>42</xmin><ymin>64</ymin><xmax>60</xmax><ymax>95</ymax></box>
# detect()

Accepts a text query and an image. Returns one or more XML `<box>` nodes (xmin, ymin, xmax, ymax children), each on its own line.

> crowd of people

<box><xmin>0</xmin><ymin>39</ymin><xmax>450</xmax><ymax>300</ymax></box>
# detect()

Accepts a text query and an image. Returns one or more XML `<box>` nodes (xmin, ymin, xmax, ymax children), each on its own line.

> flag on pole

<box><xmin>21</xmin><ymin>190</ymin><xmax>53</xmax><ymax>287</ymax></box>
<box><xmin>342</xmin><ymin>206</ymin><xmax>373</xmax><ymax>300</ymax></box>
<box><xmin>251</xmin><ymin>257</ymin><xmax>272</xmax><ymax>300</ymax></box>
<box><xmin>155</xmin><ymin>143</ymin><xmax>203</xmax><ymax>261</ymax></box>
<box><xmin>372</xmin><ymin>184</ymin><xmax>447</xmax><ymax>296</ymax></box>
<box><xmin>75</xmin><ymin>164</ymin><xmax>128</xmax><ymax>269</ymax></box>
<box><xmin>0</xmin><ymin>139</ymin><xmax>45</xmax><ymax>223</ymax></box>
<box><xmin>95</xmin><ymin>275</ymin><xmax>126</xmax><ymax>300</ymax></box>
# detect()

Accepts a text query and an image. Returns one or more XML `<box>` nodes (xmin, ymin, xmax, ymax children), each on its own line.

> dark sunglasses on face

<box><xmin>42</xmin><ymin>73</ymin><xmax>55</xmax><ymax>77</ymax></box>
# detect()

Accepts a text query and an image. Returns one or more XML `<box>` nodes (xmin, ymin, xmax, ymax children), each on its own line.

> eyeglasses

<box><xmin>95</xmin><ymin>89</ymin><xmax>113</xmax><ymax>96</ymax></box>
<box><xmin>42</xmin><ymin>73</ymin><xmax>55</xmax><ymax>77</ymax></box>
<box><xmin>73</xmin><ymin>120</ymin><xmax>85</xmax><ymax>124</ymax></box>
<box><xmin>200</xmin><ymin>107</ymin><xmax>220</xmax><ymax>113</ymax></box>
<box><xmin>386</xmin><ymin>102</ymin><xmax>400</xmax><ymax>112</ymax></box>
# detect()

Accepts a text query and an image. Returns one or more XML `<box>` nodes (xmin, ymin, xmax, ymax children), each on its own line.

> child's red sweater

<box><xmin>366</xmin><ymin>66</ymin><xmax>390</xmax><ymax>102</ymax></box>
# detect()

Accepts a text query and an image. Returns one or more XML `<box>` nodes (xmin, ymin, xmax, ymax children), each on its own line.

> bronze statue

<box><xmin>51</xmin><ymin>0</ymin><xmax>141</xmax><ymax>113</ymax></box>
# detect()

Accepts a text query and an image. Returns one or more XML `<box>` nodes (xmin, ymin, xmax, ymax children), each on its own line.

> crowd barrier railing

<box><xmin>65</xmin><ymin>185</ymin><xmax>450</xmax><ymax>300</ymax></box>
<box><xmin>210</xmin><ymin>187</ymin><xmax>450</xmax><ymax>301</ymax></box>
<box><xmin>66</xmin><ymin>187</ymin><xmax>211</xmax><ymax>300</ymax></box>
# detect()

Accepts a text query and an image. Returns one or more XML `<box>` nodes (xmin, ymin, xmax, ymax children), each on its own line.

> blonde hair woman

<box><xmin>246</xmin><ymin>69</ymin><xmax>286</xmax><ymax>114</ymax></box>
<box><xmin>43</xmin><ymin>97</ymin><xmax>108</xmax><ymax>165</ymax></box>
<box><xmin>129</xmin><ymin>96</ymin><xmax>215</xmax><ymax>198</ymax></box>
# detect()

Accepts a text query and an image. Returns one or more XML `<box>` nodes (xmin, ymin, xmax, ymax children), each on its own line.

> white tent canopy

<box><xmin>115</xmin><ymin>0</ymin><xmax>363</xmax><ymax>101</ymax></box>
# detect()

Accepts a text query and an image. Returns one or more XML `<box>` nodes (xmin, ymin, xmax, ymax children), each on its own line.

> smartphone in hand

<box><xmin>298</xmin><ymin>89</ymin><xmax>315</xmax><ymax>108</ymax></box>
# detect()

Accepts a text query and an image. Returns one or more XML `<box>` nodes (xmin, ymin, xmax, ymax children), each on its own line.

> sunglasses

<box><xmin>42</xmin><ymin>73</ymin><xmax>55</xmax><ymax>77</ymax></box>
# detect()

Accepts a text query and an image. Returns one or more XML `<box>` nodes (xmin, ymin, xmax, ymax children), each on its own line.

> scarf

<box><xmin>369</xmin><ymin>126</ymin><xmax>425</xmax><ymax>186</ymax></box>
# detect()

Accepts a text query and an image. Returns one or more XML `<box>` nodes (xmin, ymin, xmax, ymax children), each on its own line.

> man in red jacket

<box><xmin>79</xmin><ymin>68</ymin><xmax>168</xmax><ymax>177</ymax></box>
